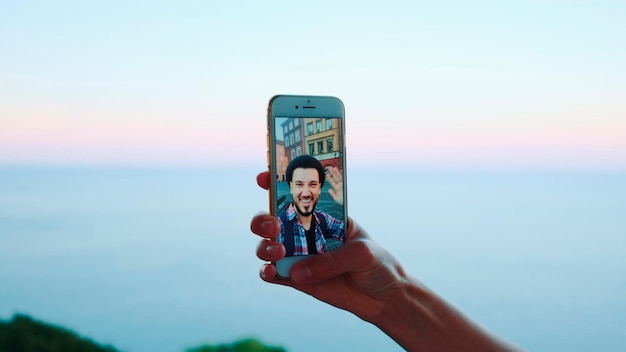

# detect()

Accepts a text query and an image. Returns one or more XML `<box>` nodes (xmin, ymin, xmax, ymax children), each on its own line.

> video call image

<box><xmin>273</xmin><ymin>116</ymin><xmax>346</xmax><ymax>256</ymax></box>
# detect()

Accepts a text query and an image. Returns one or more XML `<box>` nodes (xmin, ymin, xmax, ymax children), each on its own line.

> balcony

<box><xmin>316</xmin><ymin>151</ymin><xmax>341</xmax><ymax>161</ymax></box>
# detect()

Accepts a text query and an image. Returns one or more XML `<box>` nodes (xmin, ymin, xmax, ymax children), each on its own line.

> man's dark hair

<box><xmin>286</xmin><ymin>155</ymin><xmax>325</xmax><ymax>187</ymax></box>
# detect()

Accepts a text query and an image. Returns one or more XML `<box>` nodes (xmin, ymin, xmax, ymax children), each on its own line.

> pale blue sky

<box><xmin>1</xmin><ymin>1</ymin><xmax>625</xmax><ymax>168</ymax></box>
<box><xmin>1</xmin><ymin>4</ymin><xmax>626</xmax><ymax>351</ymax></box>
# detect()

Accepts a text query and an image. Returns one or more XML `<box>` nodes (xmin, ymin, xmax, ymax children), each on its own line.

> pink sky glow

<box><xmin>1</xmin><ymin>102</ymin><xmax>625</xmax><ymax>170</ymax></box>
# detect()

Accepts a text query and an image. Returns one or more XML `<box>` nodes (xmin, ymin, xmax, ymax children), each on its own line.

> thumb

<box><xmin>290</xmin><ymin>239</ymin><xmax>373</xmax><ymax>284</ymax></box>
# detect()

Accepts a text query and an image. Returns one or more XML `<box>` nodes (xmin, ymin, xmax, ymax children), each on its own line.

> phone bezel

<box><xmin>266</xmin><ymin>94</ymin><xmax>347</xmax><ymax>277</ymax></box>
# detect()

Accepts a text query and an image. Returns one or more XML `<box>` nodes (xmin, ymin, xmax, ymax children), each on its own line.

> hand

<box><xmin>251</xmin><ymin>171</ymin><xmax>405</xmax><ymax>323</ymax></box>
<box><xmin>251</xmin><ymin>171</ymin><xmax>523</xmax><ymax>352</ymax></box>
<box><xmin>325</xmin><ymin>166</ymin><xmax>343</xmax><ymax>205</ymax></box>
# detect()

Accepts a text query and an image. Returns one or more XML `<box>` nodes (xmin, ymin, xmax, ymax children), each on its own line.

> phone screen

<box><xmin>271</xmin><ymin>115</ymin><xmax>347</xmax><ymax>259</ymax></box>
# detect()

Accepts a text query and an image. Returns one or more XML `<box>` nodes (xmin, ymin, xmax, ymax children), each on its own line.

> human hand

<box><xmin>325</xmin><ymin>166</ymin><xmax>343</xmax><ymax>205</ymax></box>
<box><xmin>251</xmin><ymin>171</ymin><xmax>406</xmax><ymax>324</ymax></box>
<box><xmin>251</xmin><ymin>171</ymin><xmax>523</xmax><ymax>352</ymax></box>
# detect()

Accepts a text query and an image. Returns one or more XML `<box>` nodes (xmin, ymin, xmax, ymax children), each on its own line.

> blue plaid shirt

<box><xmin>278</xmin><ymin>203</ymin><xmax>345</xmax><ymax>256</ymax></box>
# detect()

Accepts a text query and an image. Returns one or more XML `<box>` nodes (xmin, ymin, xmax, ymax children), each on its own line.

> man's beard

<box><xmin>294</xmin><ymin>198</ymin><xmax>317</xmax><ymax>217</ymax></box>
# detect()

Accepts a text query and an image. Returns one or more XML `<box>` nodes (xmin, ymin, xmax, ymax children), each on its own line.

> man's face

<box><xmin>289</xmin><ymin>167</ymin><xmax>321</xmax><ymax>217</ymax></box>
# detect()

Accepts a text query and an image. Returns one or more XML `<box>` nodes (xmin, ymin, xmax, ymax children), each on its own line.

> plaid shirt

<box><xmin>278</xmin><ymin>203</ymin><xmax>345</xmax><ymax>256</ymax></box>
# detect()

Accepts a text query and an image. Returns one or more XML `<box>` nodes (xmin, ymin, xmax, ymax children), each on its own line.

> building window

<box><xmin>316</xmin><ymin>120</ymin><xmax>322</xmax><ymax>133</ymax></box>
<box><xmin>307</xmin><ymin>123</ymin><xmax>313</xmax><ymax>135</ymax></box>
<box><xmin>309</xmin><ymin>143</ymin><xmax>314</xmax><ymax>155</ymax></box>
<box><xmin>318</xmin><ymin>141</ymin><xmax>324</xmax><ymax>154</ymax></box>
<box><xmin>296</xmin><ymin>146</ymin><xmax>302</xmax><ymax>157</ymax></box>
<box><xmin>327</xmin><ymin>138</ymin><xmax>333</xmax><ymax>152</ymax></box>
<box><xmin>285</xmin><ymin>137</ymin><xmax>289</xmax><ymax>147</ymax></box>
<box><xmin>289</xmin><ymin>120</ymin><xmax>294</xmax><ymax>130</ymax></box>
<box><xmin>291</xmin><ymin>149</ymin><xmax>296</xmax><ymax>159</ymax></box>
<box><xmin>283</xmin><ymin>125</ymin><xmax>288</xmax><ymax>135</ymax></box>
<box><xmin>295</xmin><ymin>132</ymin><xmax>300</xmax><ymax>142</ymax></box>
<box><xmin>290</xmin><ymin>134</ymin><xmax>295</xmax><ymax>145</ymax></box>
<box><xmin>326</xmin><ymin>119</ymin><xmax>333</xmax><ymax>130</ymax></box>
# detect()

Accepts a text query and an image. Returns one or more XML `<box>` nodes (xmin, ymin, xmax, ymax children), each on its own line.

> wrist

<box><xmin>372</xmin><ymin>275</ymin><xmax>522</xmax><ymax>352</ymax></box>
<box><xmin>371</xmin><ymin>274</ymin><xmax>434</xmax><ymax>350</ymax></box>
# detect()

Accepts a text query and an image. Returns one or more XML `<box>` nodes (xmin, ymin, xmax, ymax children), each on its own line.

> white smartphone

<box><xmin>267</xmin><ymin>95</ymin><xmax>348</xmax><ymax>278</ymax></box>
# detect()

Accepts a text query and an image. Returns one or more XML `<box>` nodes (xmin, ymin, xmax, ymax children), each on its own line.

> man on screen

<box><xmin>278</xmin><ymin>155</ymin><xmax>345</xmax><ymax>256</ymax></box>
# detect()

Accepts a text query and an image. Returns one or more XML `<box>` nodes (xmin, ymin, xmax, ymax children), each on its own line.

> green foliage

<box><xmin>186</xmin><ymin>338</ymin><xmax>286</xmax><ymax>352</ymax></box>
<box><xmin>0</xmin><ymin>313</ymin><xmax>286</xmax><ymax>352</ymax></box>
<box><xmin>0</xmin><ymin>314</ymin><xmax>119</xmax><ymax>352</ymax></box>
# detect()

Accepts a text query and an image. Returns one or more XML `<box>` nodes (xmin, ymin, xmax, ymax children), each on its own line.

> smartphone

<box><xmin>267</xmin><ymin>95</ymin><xmax>348</xmax><ymax>278</ymax></box>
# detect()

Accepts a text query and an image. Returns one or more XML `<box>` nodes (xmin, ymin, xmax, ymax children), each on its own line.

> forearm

<box><xmin>372</xmin><ymin>275</ymin><xmax>523</xmax><ymax>352</ymax></box>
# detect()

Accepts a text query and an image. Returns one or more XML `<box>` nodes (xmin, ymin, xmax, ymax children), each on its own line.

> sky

<box><xmin>1</xmin><ymin>1</ymin><xmax>625</xmax><ymax>170</ymax></box>
<box><xmin>1</xmin><ymin>3</ymin><xmax>626</xmax><ymax>351</ymax></box>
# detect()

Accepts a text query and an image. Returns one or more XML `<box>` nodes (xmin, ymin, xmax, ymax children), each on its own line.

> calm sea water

<box><xmin>1</xmin><ymin>166</ymin><xmax>625</xmax><ymax>351</ymax></box>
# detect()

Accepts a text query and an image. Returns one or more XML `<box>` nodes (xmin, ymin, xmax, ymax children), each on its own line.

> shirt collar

<box><xmin>286</xmin><ymin>203</ymin><xmax>298</xmax><ymax>221</ymax></box>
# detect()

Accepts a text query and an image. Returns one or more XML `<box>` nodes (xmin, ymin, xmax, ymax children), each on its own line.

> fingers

<box><xmin>256</xmin><ymin>171</ymin><xmax>270</xmax><ymax>190</ymax></box>
<box><xmin>259</xmin><ymin>264</ymin><xmax>294</xmax><ymax>287</ymax></box>
<box><xmin>256</xmin><ymin>238</ymin><xmax>286</xmax><ymax>261</ymax></box>
<box><xmin>260</xmin><ymin>263</ymin><xmax>278</xmax><ymax>281</ymax></box>
<box><xmin>325</xmin><ymin>167</ymin><xmax>343</xmax><ymax>188</ymax></box>
<box><xmin>254</xmin><ymin>171</ymin><xmax>291</xmax><ymax>285</ymax></box>
<box><xmin>250</xmin><ymin>212</ymin><xmax>280</xmax><ymax>239</ymax></box>
<box><xmin>327</xmin><ymin>166</ymin><xmax>342</xmax><ymax>181</ymax></box>
<box><xmin>325</xmin><ymin>167</ymin><xmax>343</xmax><ymax>205</ymax></box>
<box><xmin>253</xmin><ymin>211</ymin><xmax>290</xmax><ymax>285</ymax></box>
<box><xmin>252</xmin><ymin>172</ymin><xmax>275</xmax><ymax>237</ymax></box>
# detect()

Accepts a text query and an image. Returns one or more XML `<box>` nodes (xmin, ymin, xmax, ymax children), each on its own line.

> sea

<box><xmin>1</xmin><ymin>166</ymin><xmax>625</xmax><ymax>352</ymax></box>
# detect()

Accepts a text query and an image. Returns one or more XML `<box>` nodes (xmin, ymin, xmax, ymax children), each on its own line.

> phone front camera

<box><xmin>295</xmin><ymin>105</ymin><xmax>299</xmax><ymax>109</ymax></box>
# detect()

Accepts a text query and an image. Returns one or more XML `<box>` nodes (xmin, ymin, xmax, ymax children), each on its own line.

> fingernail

<box><xmin>261</xmin><ymin>220</ymin><xmax>274</xmax><ymax>234</ymax></box>
<box><xmin>259</xmin><ymin>266</ymin><xmax>267</xmax><ymax>279</ymax></box>
<box><xmin>291</xmin><ymin>264</ymin><xmax>312</xmax><ymax>283</ymax></box>
<box><xmin>265</xmin><ymin>245</ymin><xmax>277</xmax><ymax>257</ymax></box>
